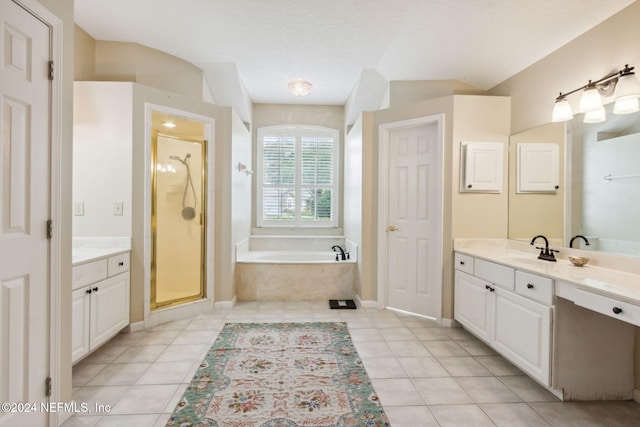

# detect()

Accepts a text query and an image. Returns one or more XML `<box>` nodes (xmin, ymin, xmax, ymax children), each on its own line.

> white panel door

<box><xmin>386</xmin><ymin>122</ymin><xmax>441</xmax><ymax>317</ymax></box>
<box><xmin>0</xmin><ymin>1</ymin><xmax>51</xmax><ymax>425</ymax></box>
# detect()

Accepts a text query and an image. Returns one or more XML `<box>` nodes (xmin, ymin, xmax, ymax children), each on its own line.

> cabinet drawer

<box><xmin>73</xmin><ymin>259</ymin><xmax>108</xmax><ymax>291</ymax></box>
<box><xmin>515</xmin><ymin>271</ymin><xmax>553</xmax><ymax>306</ymax></box>
<box><xmin>454</xmin><ymin>253</ymin><xmax>474</xmax><ymax>274</ymax></box>
<box><xmin>474</xmin><ymin>259</ymin><xmax>514</xmax><ymax>291</ymax></box>
<box><xmin>108</xmin><ymin>253</ymin><xmax>130</xmax><ymax>276</ymax></box>
<box><xmin>574</xmin><ymin>289</ymin><xmax>640</xmax><ymax>327</ymax></box>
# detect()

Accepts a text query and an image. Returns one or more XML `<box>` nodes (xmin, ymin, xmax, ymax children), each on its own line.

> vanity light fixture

<box><xmin>552</xmin><ymin>64</ymin><xmax>640</xmax><ymax>123</ymax></box>
<box><xmin>288</xmin><ymin>79</ymin><xmax>313</xmax><ymax>97</ymax></box>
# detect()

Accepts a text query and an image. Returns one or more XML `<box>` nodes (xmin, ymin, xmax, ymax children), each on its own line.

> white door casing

<box><xmin>0</xmin><ymin>0</ymin><xmax>53</xmax><ymax>425</ymax></box>
<box><xmin>378</xmin><ymin>116</ymin><xmax>443</xmax><ymax>318</ymax></box>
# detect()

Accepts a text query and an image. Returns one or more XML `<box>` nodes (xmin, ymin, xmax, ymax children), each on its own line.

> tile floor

<box><xmin>63</xmin><ymin>301</ymin><xmax>640</xmax><ymax>427</ymax></box>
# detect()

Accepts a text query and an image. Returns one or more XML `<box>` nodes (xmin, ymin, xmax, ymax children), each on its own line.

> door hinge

<box><xmin>45</xmin><ymin>377</ymin><xmax>52</xmax><ymax>397</ymax></box>
<box><xmin>48</xmin><ymin>60</ymin><xmax>54</xmax><ymax>81</ymax></box>
<box><xmin>47</xmin><ymin>219</ymin><xmax>53</xmax><ymax>240</ymax></box>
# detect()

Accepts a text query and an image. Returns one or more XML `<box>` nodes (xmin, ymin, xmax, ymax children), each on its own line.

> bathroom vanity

<box><xmin>454</xmin><ymin>238</ymin><xmax>639</xmax><ymax>401</ymax></box>
<box><xmin>72</xmin><ymin>240</ymin><xmax>131</xmax><ymax>364</ymax></box>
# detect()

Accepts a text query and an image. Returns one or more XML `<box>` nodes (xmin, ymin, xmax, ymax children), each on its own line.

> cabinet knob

<box><xmin>467</xmin><ymin>184</ymin><xmax>472</xmax><ymax>189</ymax></box>
<box><xmin>93</xmin><ymin>287</ymin><xmax>99</xmax><ymax>292</ymax></box>
<box><xmin>86</xmin><ymin>289</ymin><xmax>92</xmax><ymax>294</ymax></box>
<box><xmin>612</xmin><ymin>307</ymin><xmax>623</xmax><ymax>314</ymax></box>
<box><xmin>460</xmin><ymin>261</ymin><xmax>465</xmax><ymax>265</ymax></box>
<box><xmin>527</xmin><ymin>283</ymin><xmax>534</xmax><ymax>289</ymax></box>
<box><xmin>118</xmin><ymin>261</ymin><xmax>124</xmax><ymax>266</ymax></box>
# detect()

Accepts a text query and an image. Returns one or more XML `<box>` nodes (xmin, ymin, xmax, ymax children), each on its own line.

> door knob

<box><xmin>388</xmin><ymin>225</ymin><xmax>397</xmax><ymax>232</ymax></box>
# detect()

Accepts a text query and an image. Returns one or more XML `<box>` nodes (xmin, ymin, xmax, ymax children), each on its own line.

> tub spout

<box><xmin>332</xmin><ymin>245</ymin><xmax>346</xmax><ymax>261</ymax></box>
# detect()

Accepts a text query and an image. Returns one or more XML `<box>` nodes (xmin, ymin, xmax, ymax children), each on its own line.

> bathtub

<box><xmin>235</xmin><ymin>238</ymin><xmax>357</xmax><ymax>302</ymax></box>
<box><xmin>238</xmin><ymin>250</ymin><xmax>353</xmax><ymax>264</ymax></box>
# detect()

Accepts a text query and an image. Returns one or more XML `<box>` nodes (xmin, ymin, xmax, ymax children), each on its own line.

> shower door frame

<box><xmin>151</xmin><ymin>133</ymin><xmax>207</xmax><ymax>310</ymax></box>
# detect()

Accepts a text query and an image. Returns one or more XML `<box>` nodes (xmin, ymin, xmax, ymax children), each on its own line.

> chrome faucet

<box><xmin>332</xmin><ymin>245</ymin><xmax>349</xmax><ymax>261</ymax></box>
<box><xmin>569</xmin><ymin>235</ymin><xmax>590</xmax><ymax>248</ymax></box>
<box><xmin>530</xmin><ymin>235</ymin><xmax>558</xmax><ymax>262</ymax></box>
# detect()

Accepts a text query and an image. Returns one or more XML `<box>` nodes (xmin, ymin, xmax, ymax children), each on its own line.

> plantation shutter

<box><xmin>262</xmin><ymin>135</ymin><xmax>296</xmax><ymax>220</ymax></box>
<box><xmin>257</xmin><ymin>126</ymin><xmax>339</xmax><ymax>227</ymax></box>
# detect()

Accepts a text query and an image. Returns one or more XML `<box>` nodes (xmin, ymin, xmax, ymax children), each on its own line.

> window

<box><xmin>257</xmin><ymin>125</ymin><xmax>339</xmax><ymax>227</ymax></box>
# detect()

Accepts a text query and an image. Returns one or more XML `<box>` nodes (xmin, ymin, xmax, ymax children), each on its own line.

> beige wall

<box><xmin>231</xmin><ymin>110</ymin><xmax>252</xmax><ymax>298</ymax></box>
<box><xmin>74</xmin><ymin>26</ymin><xmax>205</xmax><ymax>100</ymax></box>
<box><xmin>251</xmin><ymin>103</ymin><xmax>345</xmax><ymax>231</ymax></box>
<box><xmin>490</xmin><ymin>2</ymin><xmax>640</xmax><ymax>134</ymax></box>
<box><xmin>74</xmin><ymin>25</ymin><xmax>95</xmax><ymax>80</ymax></box>
<box><xmin>127</xmin><ymin>84</ymin><xmax>237</xmax><ymax>321</ymax></box>
<box><xmin>344</xmin><ymin>116</ymin><xmax>365</xmax><ymax>297</ymax></box>
<box><xmin>390</xmin><ymin>80</ymin><xmax>486</xmax><ymax>108</ymax></box>
<box><xmin>351</xmin><ymin>95</ymin><xmax>509</xmax><ymax>316</ymax></box>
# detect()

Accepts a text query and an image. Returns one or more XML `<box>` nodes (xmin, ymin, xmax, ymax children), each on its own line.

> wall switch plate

<box><xmin>74</xmin><ymin>202</ymin><xmax>84</xmax><ymax>216</ymax></box>
<box><xmin>113</xmin><ymin>201</ymin><xmax>124</xmax><ymax>216</ymax></box>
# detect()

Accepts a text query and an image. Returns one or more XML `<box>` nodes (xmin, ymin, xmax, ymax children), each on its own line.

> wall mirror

<box><xmin>509</xmin><ymin>102</ymin><xmax>640</xmax><ymax>258</ymax></box>
<box><xmin>566</xmin><ymin>102</ymin><xmax>640</xmax><ymax>257</ymax></box>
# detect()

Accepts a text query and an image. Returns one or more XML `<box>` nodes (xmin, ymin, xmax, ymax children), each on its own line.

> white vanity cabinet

<box><xmin>72</xmin><ymin>252</ymin><xmax>130</xmax><ymax>363</ymax></box>
<box><xmin>454</xmin><ymin>253</ymin><xmax>553</xmax><ymax>385</ymax></box>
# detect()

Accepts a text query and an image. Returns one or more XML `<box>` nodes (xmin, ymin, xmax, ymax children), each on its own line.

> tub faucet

<box><xmin>569</xmin><ymin>235</ymin><xmax>590</xmax><ymax>249</ymax></box>
<box><xmin>530</xmin><ymin>235</ymin><xmax>558</xmax><ymax>262</ymax></box>
<box><xmin>332</xmin><ymin>245</ymin><xmax>347</xmax><ymax>261</ymax></box>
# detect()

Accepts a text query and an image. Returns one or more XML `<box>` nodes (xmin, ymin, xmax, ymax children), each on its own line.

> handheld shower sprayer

<box><xmin>168</xmin><ymin>153</ymin><xmax>197</xmax><ymax>220</ymax></box>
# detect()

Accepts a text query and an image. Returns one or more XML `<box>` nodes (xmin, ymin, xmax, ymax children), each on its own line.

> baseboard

<box><xmin>355</xmin><ymin>295</ymin><xmax>379</xmax><ymax>309</ymax></box>
<box><xmin>145</xmin><ymin>298</ymin><xmax>215</xmax><ymax>329</ymax></box>
<box><xmin>634</xmin><ymin>388</ymin><xmax>640</xmax><ymax>404</ymax></box>
<box><xmin>127</xmin><ymin>320</ymin><xmax>145</xmax><ymax>333</ymax></box>
<box><xmin>440</xmin><ymin>317</ymin><xmax>462</xmax><ymax>328</ymax></box>
<box><xmin>215</xmin><ymin>295</ymin><xmax>237</xmax><ymax>310</ymax></box>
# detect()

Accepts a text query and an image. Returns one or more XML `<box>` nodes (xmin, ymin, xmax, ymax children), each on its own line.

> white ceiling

<box><xmin>74</xmin><ymin>0</ymin><xmax>635</xmax><ymax>106</ymax></box>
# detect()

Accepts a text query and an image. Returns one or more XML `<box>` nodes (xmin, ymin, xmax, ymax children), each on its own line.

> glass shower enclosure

<box><xmin>151</xmin><ymin>133</ymin><xmax>206</xmax><ymax>309</ymax></box>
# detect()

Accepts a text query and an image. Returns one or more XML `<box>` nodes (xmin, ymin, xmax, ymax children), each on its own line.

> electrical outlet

<box><xmin>74</xmin><ymin>202</ymin><xmax>84</xmax><ymax>216</ymax></box>
<box><xmin>113</xmin><ymin>201</ymin><xmax>123</xmax><ymax>216</ymax></box>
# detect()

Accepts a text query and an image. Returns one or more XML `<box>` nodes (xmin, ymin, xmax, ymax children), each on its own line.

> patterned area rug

<box><xmin>167</xmin><ymin>322</ymin><xmax>389</xmax><ymax>426</ymax></box>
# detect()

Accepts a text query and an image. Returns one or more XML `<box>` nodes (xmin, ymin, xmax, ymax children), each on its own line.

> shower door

<box><xmin>152</xmin><ymin>134</ymin><xmax>206</xmax><ymax>309</ymax></box>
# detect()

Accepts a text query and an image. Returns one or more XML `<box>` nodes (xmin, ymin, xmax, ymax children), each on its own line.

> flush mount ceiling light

<box><xmin>288</xmin><ymin>79</ymin><xmax>313</xmax><ymax>97</ymax></box>
<box><xmin>162</xmin><ymin>121</ymin><xmax>176</xmax><ymax>128</ymax></box>
<box><xmin>552</xmin><ymin>64</ymin><xmax>640</xmax><ymax>123</ymax></box>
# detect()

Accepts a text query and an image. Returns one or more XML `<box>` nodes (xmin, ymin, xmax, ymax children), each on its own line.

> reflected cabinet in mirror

<box><xmin>508</xmin><ymin>103</ymin><xmax>640</xmax><ymax>258</ymax></box>
<box><xmin>508</xmin><ymin>122</ymin><xmax>565</xmax><ymax>245</ymax></box>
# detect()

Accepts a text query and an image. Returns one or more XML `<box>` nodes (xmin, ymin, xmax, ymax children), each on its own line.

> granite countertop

<box><xmin>454</xmin><ymin>238</ymin><xmax>640</xmax><ymax>305</ymax></box>
<box><xmin>72</xmin><ymin>236</ymin><xmax>131</xmax><ymax>266</ymax></box>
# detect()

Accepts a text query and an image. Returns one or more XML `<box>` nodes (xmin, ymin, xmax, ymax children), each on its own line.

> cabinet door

<box><xmin>90</xmin><ymin>273</ymin><xmax>130</xmax><ymax>350</ymax></box>
<box><xmin>454</xmin><ymin>271</ymin><xmax>493</xmax><ymax>342</ymax></box>
<box><xmin>492</xmin><ymin>289</ymin><xmax>551</xmax><ymax>385</ymax></box>
<box><xmin>72</xmin><ymin>287</ymin><xmax>91</xmax><ymax>363</ymax></box>
<box><xmin>461</xmin><ymin>142</ymin><xmax>503</xmax><ymax>192</ymax></box>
